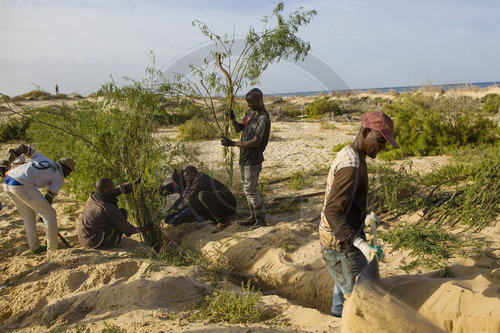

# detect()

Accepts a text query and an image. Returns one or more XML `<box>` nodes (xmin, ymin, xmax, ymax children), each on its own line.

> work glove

<box><xmin>365</xmin><ymin>211</ymin><xmax>380</xmax><ymax>227</ymax></box>
<box><xmin>225</xmin><ymin>109</ymin><xmax>236</xmax><ymax>120</ymax></box>
<box><xmin>353</xmin><ymin>237</ymin><xmax>383</xmax><ymax>261</ymax></box>
<box><xmin>220</xmin><ymin>136</ymin><xmax>235</xmax><ymax>147</ymax></box>
<box><xmin>44</xmin><ymin>192</ymin><xmax>54</xmax><ymax>205</ymax></box>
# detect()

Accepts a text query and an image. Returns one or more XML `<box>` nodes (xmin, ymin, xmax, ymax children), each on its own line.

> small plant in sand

<box><xmin>164</xmin><ymin>2</ymin><xmax>316</xmax><ymax>183</ymax></box>
<box><xmin>287</xmin><ymin>170</ymin><xmax>313</xmax><ymax>190</ymax></box>
<box><xmin>191</xmin><ymin>280</ymin><xmax>262</xmax><ymax>324</ymax></box>
<box><xmin>100</xmin><ymin>322</ymin><xmax>126</xmax><ymax>333</ymax></box>
<box><xmin>380</xmin><ymin>225</ymin><xmax>460</xmax><ymax>270</ymax></box>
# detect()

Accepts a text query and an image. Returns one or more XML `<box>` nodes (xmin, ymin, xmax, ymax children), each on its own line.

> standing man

<box><xmin>221</xmin><ymin>88</ymin><xmax>271</xmax><ymax>230</ymax></box>
<box><xmin>319</xmin><ymin>112</ymin><xmax>399</xmax><ymax>318</ymax></box>
<box><xmin>2</xmin><ymin>144</ymin><xmax>75</xmax><ymax>253</ymax></box>
<box><xmin>78</xmin><ymin>178</ymin><xmax>150</xmax><ymax>249</ymax></box>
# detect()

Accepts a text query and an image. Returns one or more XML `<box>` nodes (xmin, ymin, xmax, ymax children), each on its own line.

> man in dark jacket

<box><xmin>221</xmin><ymin>88</ymin><xmax>271</xmax><ymax>230</ymax></box>
<box><xmin>174</xmin><ymin>166</ymin><xmax>237</xmax><ymax>233</ymax></box>
<box><xmin>78</xmin><ymin>178</ymin><xmax>149</xmax><ymax>249</ymax></box>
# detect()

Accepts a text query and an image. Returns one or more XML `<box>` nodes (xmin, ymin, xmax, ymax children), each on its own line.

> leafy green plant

<box><xmin>305</xmin><ymin>97</ymin><xmax>341</xmax><ymax>119</ymax></box>
<box><xmin>101</xmin><ymin>322</ymin><xmax>126</xmax><ymax>333</ymax></box>
<box><xmin>178</xmin><ymin>118</ymin><xmax>218</xmax><ymax>141</ymax></box>
<box><xmin>0</xmin><ymin>116</ymin><xmax>32</xmax><ymax>142</ymax></box>
<box><xmin>383</xmin><ymin>93</ymin><xmax>498</xmax><ymax>156</ymax></box>
<box><xmin>380</xmin><ymin>225</ymin><xmax>459</xmax><ymax>270</ymax></box>
<box><xmin>191</xmin><ymin>281</ymin><xmax>262</xmax><ymax>324</ymax></box>
<box><xmin>153</xmin><ymin>99</ymin><xmax>205</xmax><ymax>125</ymax></box>
<box><xmin>287</xmin><ymin>170</ymin><xmax>313</xmax><ymax>190</ymax></box>
<box><xmin>164</xmin><ymin>2</ymin><xmax>316</xmax><ymax>183</ymax></box>
<box><xmin>481</xmin><ymin>93</ymin><xmax>500</xmax><ymax>113</ymax></box>
<box><xmin>17</xmin><ymin>71</ymin><xmax>182</xmax><ymax>250</ymax></box>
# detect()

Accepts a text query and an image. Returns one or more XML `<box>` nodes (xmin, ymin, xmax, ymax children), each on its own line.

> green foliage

<box><xmin>383</xmin><ymin>93</ymin><xmax>498</xmax><ymax>156</ymax></box>
<box><xmin>0</xmin><ymin>116</ymin><xmax>32</xmax><ymax>142</ymax></box>
<box><xmin>305</xmin><ymin>97</ymin><xmax>341</xmax><ymax>119</ymax></box>
<box><xmin>480</xmin><ymin>93</ymin><xmax>500</xmax><ymax>113</ymax></box>
<box><xmin>153</xmin><ymin>99</ymin><xmax>204</xmax><ymax>125</ymax></box>
<box><xmin>380</xmin><ymin>225</ymin><xmax>459</xmax><ymax>270</ymax></box>
<box><xmin>27</xmin><ymin>77</ymin><xmax>180</xmax><ymax>249</ymax></box>
<box><xmin>331</xmin><ymin>141</ymin><xmax>350</xmax><ymax>153</ymax></box>
<box><xmin>368</xmin><ymin>163</ymin><xmax>424</xmax><ymax>215</ymax></box>
<box><xmin>165</xmin><ymin>3</ymin><xmax>316</xmax><ymax>183</ymax></box>
<box><xmin>22</xmin><ymin>89</ymin><xmax>51</xmax><ymax>99</ymax></box>
<box><xmin>369</xmin><ymin>146</ymin><xmax>499</xmax><ymax>230</ymax></box>
<box><xmin>101</xmin><ymin>322</ymin><xmax>126</xmax><ymax>333</ymax></box>
<box><xmin>287</xmin><ymin>170</ymin><xmax>313</xmax><ymax>190</ymax></box>
<box><xmin>178</xmin><ymin>118</ymin><xmax>218</xmax><ymax>141</ymax></box>
<box><xmin>191</xmin><ymin>281</ymin><xmax>262</xmax><ymax>324</ymax></box>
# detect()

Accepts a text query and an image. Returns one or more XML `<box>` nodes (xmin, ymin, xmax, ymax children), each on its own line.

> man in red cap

<box><xmin>319</xmin><ymin>111</ymin><xmax>399</xmax><ymax>318</ymax></box>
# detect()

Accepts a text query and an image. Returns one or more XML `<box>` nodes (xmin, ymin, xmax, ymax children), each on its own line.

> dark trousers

<box><xmin>191</xmin><ymin>190</ymin><xmax>237</xmax><ymax>222</ymax></box>
<box><xmin>97</xmin><ymin>208</ymin><xmax>128</xmax><ymax>248</ymax></box>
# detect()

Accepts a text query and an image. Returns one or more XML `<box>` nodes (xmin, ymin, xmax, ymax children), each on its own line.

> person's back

<box><xmin>78</xmin><ymin>178</ymin><xmax>142</xmax><ymax>249</ymax></box>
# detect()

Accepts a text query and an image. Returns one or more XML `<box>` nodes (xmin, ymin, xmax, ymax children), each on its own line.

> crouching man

<box><xmin>174</xmin><ymin>166</ymin><xmax>237</xmax><ymax>233</ymax></box>
<box><xmin>2</xmin><ymin>144</ymin><xmax>75</xmax><ymax>254</ymax></box>
<box><xmin>78</xmin><ymin>178</ymin><xmax>150</xmax><ymax>249</ymax></box>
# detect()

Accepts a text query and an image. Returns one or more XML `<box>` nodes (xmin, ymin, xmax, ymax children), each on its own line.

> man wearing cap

<box><xmin>1</xmin><ymin>144</ymin><xmax>75</xmax><ymax>253</ymax></box>
<box><xmin>319</xmin><ymin>112</ymin><xmax>399</xmax><ymax>318</ymax></box>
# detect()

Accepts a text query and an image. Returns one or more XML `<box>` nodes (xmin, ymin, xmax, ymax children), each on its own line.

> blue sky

<box><xmin>1</xmin><ymin>0</ymin><xmax>499</xmax><ymax>95</ymax></box>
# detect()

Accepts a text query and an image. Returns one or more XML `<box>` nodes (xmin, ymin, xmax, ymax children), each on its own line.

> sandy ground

<box><xmin>1</xmin><ymin>89</ymin><xmax>499</xmax><ymax>332</ymax></box>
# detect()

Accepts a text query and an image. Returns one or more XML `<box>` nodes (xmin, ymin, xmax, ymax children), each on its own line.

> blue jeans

<box><xmin>321</xmin><ymin>246</ymin><xmax>367</xmax><ymax>317</ymax></box>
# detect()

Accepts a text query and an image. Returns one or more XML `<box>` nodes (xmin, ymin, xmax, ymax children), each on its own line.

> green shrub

<box><xmin>305</xmin><ymin>97</ymin><xmax>341</xmax><ymax>118</ymax></box>
<box><xmin>153</xmin><ymin>99</ymin><xmax>204</xmax><ymax>125</ymax></box>
<box><xmin>178</xmin><ymin>118</ymin><xmax>218</xmax><ymax>141</ymax></box>
<box><xmin>368</xmin><ymin>163</ymin><xmax>424</xmax><ymax>215</ymax></box>
<box><xmin>380</xmin><ymin>225</ymin><xmax>458</xmax><ymax>270</ymax></box>
<box><xmin>384</xmin><ymin>93</ymin><xmax>498</xmax><ymax>156</ymax></box>
<box><xmin>27</xmin><ymin>80</ymin><xmax>176</xmax><ymax>249</ymax></box>
<box><xmin>0</xmin><ymin>116</ymin><xmax>32</xmax><ymax>142</ymax></box>
<box><xmin>481</xmin><ymin>93</ymin><xmax>500</xmax><ymax>113</ymax></box>
<box><xmin>101</xmin><ymin>322</ymin><xmax>126</xmax><ymax>333</ymax></box>
<box><xmin>22</xmin><ymin>89</ymin><xmax>51</xmax><ymax>99</ymax></box>
<box><xmin>191</xmin><ymin>281</ymin><xmax>262</xmax><ymax>324</ymax></box>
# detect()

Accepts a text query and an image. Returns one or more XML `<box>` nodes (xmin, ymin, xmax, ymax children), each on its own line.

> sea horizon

<box><xmin>270</xmin><ymin>81</ymin><xmax>500</xmax><ymax>97</ymax></box>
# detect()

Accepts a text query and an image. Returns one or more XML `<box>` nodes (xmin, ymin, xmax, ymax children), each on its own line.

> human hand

<box><xmin>220</xmin><ymin>136</ymin><xmax>235</xmax><ymax>147</ymax></box>
<box><xmin>353</xmin><ymin>237</ymin><xmax>383</xmax><ymax>261</ymax></box>
<box><xmin>225</xmin><ymin>109</ymin><xmax>236</xmax><ymax>120</ymax></box>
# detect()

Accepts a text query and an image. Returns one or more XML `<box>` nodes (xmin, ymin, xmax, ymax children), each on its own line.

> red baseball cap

<box><xmin>361</xmin><ymin>112</ymin><xmax>400</xmax><ymax>148</ymax></box>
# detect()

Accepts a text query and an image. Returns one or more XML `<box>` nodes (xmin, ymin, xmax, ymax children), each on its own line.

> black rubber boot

<box><xmin>250</xmin><ymin>205</ymin><xmax>267</xmax><ymax>230</ymax></box>
<box><xmin>238</xmin><ymin>205</ymin><xmax>256</xmax><ymax>226</ymax></box>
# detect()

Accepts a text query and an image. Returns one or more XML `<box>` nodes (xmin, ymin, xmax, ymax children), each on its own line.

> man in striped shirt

<box><xmin>319</xmin><ymin>112</ymin><xmax>399</xmax><ymax>317</ymax></box>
